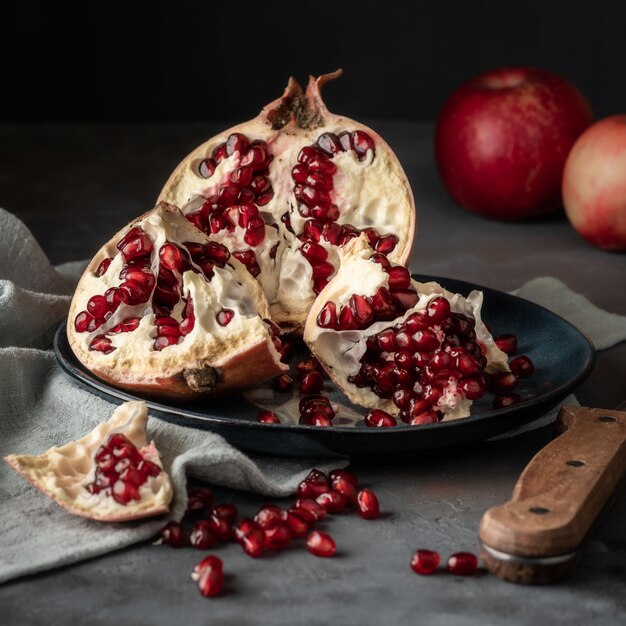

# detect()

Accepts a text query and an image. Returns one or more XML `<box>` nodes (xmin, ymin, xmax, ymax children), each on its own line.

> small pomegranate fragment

<box><xmin>258</xmin><ymin>410</ymin><xmax>281</xmax><ymax>424</ymax></box>
<box><xmin>509</xmin><ymin>355</ymin><xmax>535</xmax><ymax>378</ymax></box>
<box><xmin>160</xmin><ymin>521</ymin><xmax>187</xmax><ymax>548</ymax></box>
<box><xmin>306</xmin><ymin>531</ymin><xmax>336</xmax><ymax>557</ymax></box>
<box><xmin>297</xmin><ymin>469</ymin><xmax>330</xmax><ymax>499</ymax></box>
<box><xmin>411</xmin><ymin>549</ymin><xmax>440</xmax><ymax>575</ymax></box>
<box><xmin>494</xmin><ymin>334</ymin><xmax>518</xmax><ymax>356</ymax></box>
<box><xmin>192</xmin><ymin>555</ymin><xmax>224</xmax><ymax>597</ymax></box>
<box><xmin>190</xmin><ymin>520</ymin><xmax>217</xmax><ymax>549</ymax></box>
<box><xmin>447</xmin><ymin>552</ymin><xmax>478</xmax><ymax>576</ymax></box>
<box><xmin>356</xmin><ymin>489</ymin><xmax>380</xmax><ymax>519</ymax></box>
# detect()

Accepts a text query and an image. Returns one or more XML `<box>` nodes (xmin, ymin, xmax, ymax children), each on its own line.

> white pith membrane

<box><xmin>68</xmin><ymin>203</ymin><xmax>287</xmax><ymax>398</ymax></box>
<box><xmin>4</xmin><ymin>401</ymin><xmax>173</xmax><ymax>522</ymax></box>
<box><xmin>158</xmin><ymin>71</ymin><xmax>415</xmax><ymax>331</ymax></box>
<box><xmin>304</xmin><ymin>237</ymin><xmax>510</xmax><ymax>422</ymax></box>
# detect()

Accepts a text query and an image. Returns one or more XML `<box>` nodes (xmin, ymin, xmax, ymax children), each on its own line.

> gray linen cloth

<box><xmin>1</xmin><ymin>208</ymin><xmax>625</xmax><ymax>584</ymax></box>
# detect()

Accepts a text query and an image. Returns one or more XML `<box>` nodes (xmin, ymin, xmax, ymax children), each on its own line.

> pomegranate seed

<box><xmin>491</xmin><ymin>371</ymin><xmax>519</xmax><ymax>393</ymax></box>
<box><xmin>117</xmin><ymin>227</ymin><xmax>153</xmax><ymax>261</ymax></box>
<box><xmin>409</xmin><ymin>410</ymin><xmax>438</xmax><ymax>425</ymax></box>
<box><xmin>349</xmin><ymin>294</ymin><xmax>374</xmax><ymax>326</ymax></box>
<box><xmin>509</xmin><ymin>355</ymin><xmax>534</xmax><ymax>378</ymax></box>
<box><xmin>364</xmin><ymin>409</ymin><xmax>397</xmax><ymax>428</ymax></box>
<box><xmin>273</xmin><ymin>373</ymin><xmax>294</xmax><ymax>392</ymax></box>
<box><xmin>216</xmin><ymin>308</ymin><xmax>235</xmax><ymax>326</ymax></box>
<box><xmin>74</xmin><ymin>311</ymin><xmax>93</xmax><ymax>333</ymax></box>
<box><xmin>306</xmin><ymin>531</ymin><xmax>336</xmax><ymax>557</ymax></box>
<box><xmin>264</xmin><ymin>523</ymin><xmax>292</xmax><ymax>550</ymax></box>
<box><xmin>199</xmin><ymin>157</ymin><xmax>216</xmax><ymax>178</ymax></box>
<box><xmin>377</xmin><ymin>329</ymin><xmax>397</xmax><ymax>351</ymax></box>
<box><xmin>254</xmin><ymin>504</ymin><xmax>282</xmax><ymax>530</ymax></box>
<box><xmin>95</xmin><ymin>257</ymin><xmax>111</xmax><ymax>277</ymax></box>
<box><xmin>302</xmin><ymin>412</ymin><xmax>332</xmax><ymax>426</ymax></box>
<box><xmin>374</xmin><ymin>234</ymin><xmax>398</xmax><ymax>254</ymax></box>
<box><xmin>186</xmin><ymin>496</ymin><xmax>208</xmax><ymax>517</ymax></box>
<box><xmin>154</xmin><ymin>335</ymin><xmax>179</xmax><ymax>351</ymax></box>
<box><xmin>258</xmin><ymin>410</ymin><xmax>280</xmax><ymax>424</ymax></box>
<box><xmin>331</xmin><ymin>475</ymin><xmax>358</xmax><ymax>504</ymax></box>
<box><xmin>189</xmin><ymin>521</ymin><xmax>217</xmax><ymax>549</ymax></box>
<box><xmin>192</xmin><ymin>555</ymin><xmax>224</xmax><ymax>597</ymax></box>
<box><xmin>241</xmin><ymin>144</ymin><xmax>267</xmax><ymax>167</ymax></box>
<box><xmin>86</xmin><ymin>295</ymin><xmax>110</xmax><ymax>319</ymax></box>
<box><xmin>493</xmin><ymin>393</ymin><xmax>522</xmax><ymax>409</ymax></box>
<box><xmin>301</xmin><ymin>241</ymin><xmax>328</xmax><ymax>262</ymax></box>
<box><xmin>299</xmin><ymin>395</ymin><xmax>335</xmax><ymax>418</ymax></box>
<box><xmin>447</xmin><ymin>552</ymin><xmax>478</xmax><ymax>576</ymax></box>
<box><xmin>239</xmin><ymin>526</ymin><xmax>266</xmax><ymax>558</ymax></box>
<box><xmin>412</xmin><ymin>329</ymin><xmax>439</xmax><ymax>352</ymax></box>
<box><xmin>426</xmin><ymin>297</ymin><xmax>451</xmax><ymax>324</ymax></box>
<box><xmin>411</xmin><ymin>549</ymin><xmax>440</xmax><ymax>575</ymax></box>
<box><xmin>233</xmin><ymin>249</ymin><xmax>261</xmax><ymax>277</ymax></box>
<box><xmin>456</xmin><ymin>354</ymin><xmax>482</xmax><ymax>377</ymax></box>
<box><xmin>356</xmin><ymin>489</ymin><xmax>380</xmax><ymax>519</ymax></box>
<box><xmin>317</xmin><ymin>132</ymin><xmax>342</xmax><ymax>155</ymax></box>
<box><xmin>188</xmin><ymin>486</ymin><xmax>213</xmax><ymax>508</ymax></box>
<box><xmin>282</xmin><ymin>511</ymin><xmax>310</xmax><ymax>538</ymax></box>
<box><xmin>297</xmin><ymin>469</ymin><xmax>330</xmax><ymax>499</ymax></box>
<box><xmin>159</xmin><ymin>521</ymin><xmax>186</xmax><ymax>548</ymax></box>
<box><xmin>299</xmin><ymin>371</ymin><xmax>324</xmax><ymax>394</ymax></box>
<box><xmin>225</xmin><ymin>133</ymin><xmax>248</xmax><ymax>156</ymax></box>
<box><xmin>208</xmin><ymin>515</ymin><xmax>233</xmax><ymax>541</ymax></box>
<box><xmin>294</xmin><ymin>498</ymin><xmax>327</xmax><ymax>521</ymax></box>
<box><xmin>289</xmin><ymin>506</ymin><xmax>317</xmax><ymax>526</ymax></box>
<box><xmin>89</xmin><ymin>334</ymin><xmax>115</xmax><ymax>354</ymax></box>
<box><xmin>316</xmin><ymin>490</ymin><xmax>347</xmax><ymax>513</ymax></box>
<box><xmin>159</xmin><ymin>243</ymin><xmax>185</xmax><ymax>271</ymax></box>
<box><xmin>392</xmin><ymin>289</ymin><xmax>419</xmax><ymax>310</ymax></box>
<box><xmin>244</xmin><ymin>216</ymin><xmax>266</xmax><ymax>247</ymax></box>
<box><xmin>392</xmin><ymin>388</ymin><xmax>413</xmax><ymax>410</ymax></box>
<box><xmin>212</xmin><ymin>503</ymin><xmax>238</xmax><ymax>524</ymax></box>
<box><xmin>329</xmin><ymin>469</ymin><xmax>358</xmax><ymax>486</ymax></box>
<box><xmin>494</xmin><ymin>333</ymin><xmax>518</xmax><ymax>355</ymax></box>
<box><xmin>317</xmin><ymin>302</ymin><xmax>337</xmax><ymax>328</ymax></box>
<box><xmin>387</xmin><ymin>266</ymin><xmax>411</xmax><ymax>289</ymax></box>
<box><xmin>351</xmin><ymin>130</ymin><xmax>375</xmax><ymax>160</ymax></box>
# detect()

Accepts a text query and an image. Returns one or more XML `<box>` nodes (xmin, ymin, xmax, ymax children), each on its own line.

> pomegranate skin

<box><xmin>562</xmin><ymin>115</ymin><xmax>626</xmax><ymax>250</ymax></box>
<box><xmin>436</xmin><ymin>67</ymin><xmax>593</xmax><ymax>220</ymax></box>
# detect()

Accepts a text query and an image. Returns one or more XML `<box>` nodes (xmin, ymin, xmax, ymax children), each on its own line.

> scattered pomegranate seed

<box><xmin>188</xmin><ymin>487</ymin><xmax>213</xmax><ymax>509</ymax></box>
<box><xmin>447</xmin><ymin>552</ymin><xmax>478</xmax><ymax>576</ymax></box>
<box><xmin>364</xmin><ymin>409</ymin><xmax>397</xmax><ymax>428</ymax></box>
<box><xmin>295</xmin><ymin>498</ymin><xmax>327</xmax><ymax>521</ymax></box>
<box><xmin>281</xmin><ymin>510</ymin><xmax>310</xmax><ymax>538</ymax></box>
<box><xmin>212</xmin><ymin>503</ymin><xmax>238</xmax><ymax>524</ymax></box>
<box><xmin>258</xmin><ymin>410</ymin><xmax>281</xmax><ymax>424</ymax></box>
<box><xmin>306</xmin><ymin>531</ymin><xmax>336</xmax><ymax>557</ymax></box>
<box><xmin>254</xmin><ymin>504</ymin><xmax>282</xmax><ymax>530</ymax></box>
<box><xmin>299</xmin><ymin>371</ymin><xmax>324</xmax><ymax>394</ymax></box>
<box><xmin>329</xmin><ymin>469</ymin><xmax>358</xmax><ymax>487</ymax></box>
<box><xmin>159</xmin><ymin>521</ymin><xmax>186</xmax><ymax>548</ymax></box>
<box><xmin>356</xmin><ymin>489</ymin><xmax>380</xmax><ymax>519</ymax></box>
<box><xmin>235</xmin><ymin>519</ymin><xmax>266</xmax><ymax>558</ymax></box>
<box><xmin>491</xmin><ymin>371</ymin><xmax>519</xmax><ymax>393</ymax></box>
<box><xmin>316</xmin><ymin>490</ymin><xmax>347</xmax><ymax>513</ymax></box>
<box><xmin>189</xmin><ymin>521</ymin><xmax>217</xmax><ymax>549</ymax></box>
<box><xmin>509</xmin><ymin>355</ymin><xmax>535</xmax><ymax>378</ymax></box>
<box><xmin>331</xmin><ymin>476</ymin><xmax>358</xmax><ymax>504</ymax></box>
<box><xmin>192</xmin><ymin>555</ymin><xmax>224</xmax><ymax>597</ymax></box>
<box><xmin>297</xmin><ymin>469</ymin><xmax>330</xmax><ymax>499</ymax></box>
<box><xmin>264</xmin><ymin>522</ymin><xmax>292</xmax><ymax>550</ymax></box>
<box><xmin>494</xmin><ymin>334</ymin><xmax>518</xmax><ymax>355</ymax></box>
<box><xmin>272</xmin><ymin>374</ymin><xmax>294</xmax><ymax>392</ymax></box>
<box><xmin>410</xmin><ymin>549</ymin><xmax>440</xmax><ymax>575</ymax></box>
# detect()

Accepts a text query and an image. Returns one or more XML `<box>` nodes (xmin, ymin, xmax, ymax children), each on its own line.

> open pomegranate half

<box><xmin>303</xmin><ymin>237</ymin><xmax>509</xmax><ymax>423</ymax></box>
<box><xmin>4</xmin><ymin>401</ymin><xmax>173</xmax><ymax>522</ymax></box>
<box><xmin>158</xmin><ymin>70</ymin><xmax>415</xmax><ymax>331</ymax></box>
<box><xmin>68</xmin><ymin>202</ymin><xmax>287</xmax><ymax>398</ymax></box>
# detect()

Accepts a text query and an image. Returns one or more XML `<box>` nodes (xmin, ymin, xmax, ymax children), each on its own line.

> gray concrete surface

<box><xmin>1</xmin><ymin>122</ymin><xmax>625</xmax><ymax>625</ymax></box>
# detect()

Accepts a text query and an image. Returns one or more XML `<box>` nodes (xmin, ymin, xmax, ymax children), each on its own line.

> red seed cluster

<box><xmin>87</xmin><ymin>433</ymin><xmax>161</xmax><ymax>504</ymax></box>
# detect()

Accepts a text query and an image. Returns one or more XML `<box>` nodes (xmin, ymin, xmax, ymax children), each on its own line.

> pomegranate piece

<box><xmin>160</xmin><ymin>521</ymin><xmax>187</xmax><ymax>548</ymax></box>
<box><xmin>494</xmin><ymin>333</ymin><xmax>518</xmax><ymax>356</ymax></box>
<box><xmin>192</xmin><ymin>555</ymin><xmax>224</xmax><ymax>597</ymax></box>
<box><xmin>411</xmin><ymin>549</ymin><xmax>441</xmax><ymax>575</ymax></box>
<box><xmin>297</xmin><ymin>469</ymin><xmax>330</xmax><ymax>499</ymax></box>
<box><xmin>6</xmin><ymin>401</ymin><xmax>173</xmax><ymax>522</ymax></box>
<box><xmin>509</xmin><ymin>355</ymin><xmax>535</xmax><ymax>378</ymax></box>
<box><xmin>306</xmin><ymin>531</ymin><xmax>336</xmax><ymax>557</ymax></box>
<box><xmin>356</xmin><ymin>488</ymin><xmax>380</xmax><ymax>519</ymax></box>
<box><xmin>364</xmin><ymin>409</ymin><xmax>397</xmax><ymax>428</ymax></box>
<box><xmin>447</xmin><ymin>552</ymin><xmax>479</xmax><ymax>576</ymax></box>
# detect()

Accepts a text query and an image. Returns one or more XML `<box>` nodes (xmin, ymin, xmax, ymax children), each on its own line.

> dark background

<box><xmin>2</xmin><ymin>1</ymin><xmax>625</xmax><ymax>123</ymax></box>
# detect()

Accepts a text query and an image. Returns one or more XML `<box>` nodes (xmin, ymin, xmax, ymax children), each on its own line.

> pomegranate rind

<box><xmin>67</xmin><ymin>203</ymin><xmax>287</xmax><ymax>399</ymax></box>
<box><xmin>303</xmin><ymin>236</ymin><xmax>509</xmax><ymax>420</ymax></box>
<box><xmin>157</xmin><ymin>71</ymin><xmax>416</xmax><ymax>331</ymax></box>
<box><xmin>4</xmin><ymin>401</ymin><xmax>173</xmax><ymax>522</ymax></box>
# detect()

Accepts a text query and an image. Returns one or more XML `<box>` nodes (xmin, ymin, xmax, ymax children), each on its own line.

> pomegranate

<box><xmin>5</xmin><ymin>401</ymin><xmax>173</xmax><ymax>522</ymax></box>
<box><xmin>303</xmin><ymin>236</ymin><xmax>509</xmax><ymax>421</ymax></box>
<box><xmin>67</xmin><ymin>203</ymin><xmax>287</xmax><ymax>398</ymax></box>
<box><xmin>158</xmin><ymin>70</ymin><xmax>415</xmax><ymax>332</ymax></box>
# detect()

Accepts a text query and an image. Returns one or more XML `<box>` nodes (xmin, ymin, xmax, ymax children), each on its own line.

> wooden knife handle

<box><xmin>479</xmin><ymin>406</ymin><xmax>626</xmax><ymax>561</ymax></box>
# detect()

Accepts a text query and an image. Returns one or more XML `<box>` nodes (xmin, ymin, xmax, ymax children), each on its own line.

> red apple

<box><xmin>562</xmin><ymin>115</ymin><xmax>626</xmax><ymax>250</ymax></box>
<box><xmin>435</xmin><ymin>67</ymin><xmax>593</xmax><ymax>220</ymax></box>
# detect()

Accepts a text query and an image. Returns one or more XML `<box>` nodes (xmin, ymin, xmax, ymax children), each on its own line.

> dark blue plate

<box><xmin>54</xmin><ymin>275</ymin><xmax>595</xmax><ymax>458</ymax></box>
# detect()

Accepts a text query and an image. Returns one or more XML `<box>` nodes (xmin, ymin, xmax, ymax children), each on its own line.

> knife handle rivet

<box><xmin>566</xmin><ymin>459</ymin><xmax>585</xmax><ymax>467</ymax></box>
<box><xmin>529</xmin><ymin>506</ymin><xmax>550</xmax><ymax>515</ymax></box>
<box><xmin>598</xmin><ymin>416</ymin><xmax>616</xmax><ymax>423</ymax></box>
